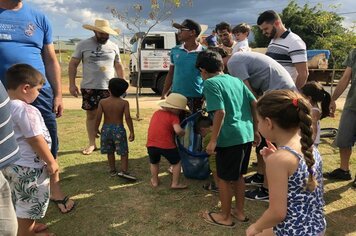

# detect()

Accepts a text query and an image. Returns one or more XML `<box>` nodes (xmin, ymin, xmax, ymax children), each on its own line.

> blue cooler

<box><xmin>307</xmin><ymin>50</ymin><xmax>331</xmax><ymax>60</ymax></box>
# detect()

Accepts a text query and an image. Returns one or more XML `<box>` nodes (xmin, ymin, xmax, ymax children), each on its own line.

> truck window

<box><xmin>131</xmin><ymin>41</ymin><xmax>138</xmax><ymax>53</ymax></box>
<box><xmin>142</xmin><ymin>36</ymin><xmax>164</xmax><ymax>49</ymax></box>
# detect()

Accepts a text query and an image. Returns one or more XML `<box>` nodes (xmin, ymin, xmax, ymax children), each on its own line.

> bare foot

<box><xmin>150</xmin><ymin>178</ymin><xmax>159</xmax><ymax>187</ymax></box>
<box><xmin>34</xmin><ymin>223</ymin><xmax>48</xmax><ymax>233</ymax></box>
<box><xmin>231</xmin><ymin>209</ymin><xmax>249</xmax><ymax>222</ymax></box>
<box><xmin>82</xmin><ymin>145</ymin><xmax>96</xmax><ymax>155</ymax></box>
<box><xmin>170</xmin><ymin>183</ymin><xmax>188</xmax><ymax>189</ymax></box>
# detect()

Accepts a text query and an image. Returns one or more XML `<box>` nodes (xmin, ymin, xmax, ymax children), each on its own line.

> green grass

<box><xmin>42</xmin><ymin>109</ymin><xmax>356</xmax><ymax>236</ymax></box>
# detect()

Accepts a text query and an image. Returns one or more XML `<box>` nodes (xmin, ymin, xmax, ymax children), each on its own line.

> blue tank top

<box><xmin>274</xmin><ymin>146</ymin><xmax>326</xmax><ymax>236</ymax></box>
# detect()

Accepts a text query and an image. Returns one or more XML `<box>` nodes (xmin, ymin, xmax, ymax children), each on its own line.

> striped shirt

<box><xmin>266</xmin><ymin>30</ymin><xmax>307</xmax><ymax>82</ymax></box>
<box><xmin>0</xmin><ymin>82</ymin><xmax>20</xmax><ymax>169</ymax></box>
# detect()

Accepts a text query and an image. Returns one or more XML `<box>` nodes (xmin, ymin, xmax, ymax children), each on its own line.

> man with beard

<box><xmin>68</xmin><ymin>19</ymin><xmax>125</xmax><ymax>155</ymax></box>
<box><xmin>161</xmin><ymin>19</ymin><xmax>205</xmax><ymax>113</ymax></box>
<box><xmin>215</xmin><ymin>22</ymin><xmax>236</xmax><ymax>56</ymax></box>
<box><xmin>0</xmin><ymin>0</ymin><xmax>75</xmax><ymax>220</ymax></box>
<box><xmin>257</xmin><ymin>10</ymin><xmax>308</xmax><ymax>90</ymax></box>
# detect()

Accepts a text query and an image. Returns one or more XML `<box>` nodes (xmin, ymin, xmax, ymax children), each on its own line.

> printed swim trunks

<box><xmin>2</xmin><ymin>165</ymin><xmax>50</xmax><ymax>220</ymax></box>
<box><xmin>81</xmin><ymin>89</ymin><xmax>110</xmax><ymax>110</ymax></box>
<box><xmin>100</xmin><ymin>124</ymin><xmax>128</xmax><ymax>155</ymax></box>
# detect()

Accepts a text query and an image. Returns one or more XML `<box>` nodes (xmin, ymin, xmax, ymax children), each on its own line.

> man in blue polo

<box><xmin>161</xmin><ymin>19</ymin><xmax>205</xmax><ymax>112</ymax></box>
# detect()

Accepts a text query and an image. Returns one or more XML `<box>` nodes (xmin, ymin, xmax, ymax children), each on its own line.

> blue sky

<box><xmin>27</xmin><ymin>0</ymin><xmax>356</xmax><ymax>41</ymax></box>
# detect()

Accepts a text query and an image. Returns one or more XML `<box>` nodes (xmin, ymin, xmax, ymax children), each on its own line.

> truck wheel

<box><xmin>151</xmin><ymin>88</ymin><xmax>159</xmax><ymax>94</ymax></box>
<box><xmin>156</xmin><ymin>74</ymin><xmax>166</xmax><ymax>95</ymax></box>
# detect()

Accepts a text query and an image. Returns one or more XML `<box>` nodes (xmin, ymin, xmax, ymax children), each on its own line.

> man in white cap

<box><xmin>68</xmin><ymin>19</ymin><xmax>125</xmax><ymax>155</ymax></box>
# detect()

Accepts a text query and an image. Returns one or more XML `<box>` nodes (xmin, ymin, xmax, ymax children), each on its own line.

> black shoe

<box><xmin>245</xmin><ymin>173</ymin><xmax>264</xmax><ymax>186</ymax></box>
<box><xmin>202</xmin><ymin>182</ymin><xmax>219</xmax><ymax>193</ymax></box>
<box><xmin>323</xmin><ymin>168</ymin><xmax>352</xmax><ymax>180</ymax></box>
<box><xmin>118</xmin><ymin>171</ymin><xmax>137</xmax><ymax>181</ymax></box>
<box><xmin>245</xmin><ymin>186</ymin><xmax>269</xmax><ymax>202</ymax></box>
<box><xmin>352</xmin><ymin>176</ymin><xmax>356</xmax><ymax>188</ymax></box>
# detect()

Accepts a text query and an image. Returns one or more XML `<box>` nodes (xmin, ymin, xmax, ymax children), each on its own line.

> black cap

<box><xmin>172</xmin><ymin>19</ymin><xmax>201</xmax><ymax>36</ymax></box>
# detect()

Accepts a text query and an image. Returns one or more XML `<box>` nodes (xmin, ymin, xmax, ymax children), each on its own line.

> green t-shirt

<box><xmin>343</xmin><ymin>48</ymin><xmax>356</xmax><ymax>112</ymax></box>
<box><xmin>203</xmin><ymin>74</ymin><xmax>256</xmax><ymax>147</ymax></box>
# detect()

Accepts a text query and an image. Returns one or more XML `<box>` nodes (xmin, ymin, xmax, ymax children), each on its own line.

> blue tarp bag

<box><xmin>176</xmin><ymin>111</ymin><xmax>210</xmax><ymax>180</ymax></box>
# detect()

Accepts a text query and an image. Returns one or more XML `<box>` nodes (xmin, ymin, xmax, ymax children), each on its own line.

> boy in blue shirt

<box><xmin>197</xmin><ymin>51</ymin><xmax>260</xmax><ymax>228</ymax></box>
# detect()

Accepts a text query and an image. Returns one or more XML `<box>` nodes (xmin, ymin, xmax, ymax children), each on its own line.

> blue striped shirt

<box><xmin>0</xmin><ymin>82</ymin><xmax>20</xmax><ymax>169</ymax></box>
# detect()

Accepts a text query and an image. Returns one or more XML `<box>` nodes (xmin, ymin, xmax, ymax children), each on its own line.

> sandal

<box><xmin>50</xmin><ymin>196</ymin><xmax>76</xmax><ymax>214</ymax></box>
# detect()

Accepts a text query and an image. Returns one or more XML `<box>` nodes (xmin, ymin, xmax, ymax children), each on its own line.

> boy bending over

<box><xmin>197</xmin><ymin>51</ymin><xmax>259</xmax><ymax>228</ymax></box>
<box><xmin>146</xmin><ymin>93</ymin><xmax>187</xmax><ymax>189</ymax></box>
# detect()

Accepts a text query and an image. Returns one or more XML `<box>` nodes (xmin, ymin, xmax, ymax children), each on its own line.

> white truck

<box><xmin>129</xmin><ymin>31</ymin><xmax>178</xmax><ymax>94</ymax></box>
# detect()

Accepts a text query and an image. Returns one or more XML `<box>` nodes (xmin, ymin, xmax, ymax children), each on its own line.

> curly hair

<box><xmin>257</xmin><ymin>90</ymin><xmax>317</xmax><ymax>191</ymax></box>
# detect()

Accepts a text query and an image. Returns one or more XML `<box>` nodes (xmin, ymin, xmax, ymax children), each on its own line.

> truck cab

<box><xmin>129</xmin><ymin>31</ymin><xmax>178</xmax><ymax>94</ymax></box>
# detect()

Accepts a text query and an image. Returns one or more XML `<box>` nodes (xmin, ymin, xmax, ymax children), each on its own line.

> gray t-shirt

<box><xmin>72</xmin><ymin>37</ymin><xmax>121</xmax><ymax>89</ymax></box>
<box><xmin>227</xmin><ymin>51</ymin><xmax>296</xmax><ymax>95</ymax></box>
<box><xmin>343</xmin><ymin>48</ymin><xmax>356</xmax><ymax>112</ymax></box>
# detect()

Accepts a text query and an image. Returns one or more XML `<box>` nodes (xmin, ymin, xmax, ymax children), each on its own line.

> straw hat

<box><xmin>159</xmin><ymin>93</ymin><xmax>190</xmax><ymax>111</ymax></box>
<box><xmin>83</xmin><ymin>19</ymin><xmax>119</xmax><ymax>35</ymax></box>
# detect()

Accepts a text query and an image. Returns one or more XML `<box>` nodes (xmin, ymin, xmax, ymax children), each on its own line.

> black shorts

<box><xmin>81</xmin><ymin>89</ymin><xmax>110</xmax><ymax>110</ymax></box>
<box><xmin>216</xmin><ymin>142</ymin><xmax>252</xmax><ymax>181</ymax></box>
<box><xmin>147</xmin><ymin>147</ymin><xmax>181</xmax><ymax>165</ymax></box>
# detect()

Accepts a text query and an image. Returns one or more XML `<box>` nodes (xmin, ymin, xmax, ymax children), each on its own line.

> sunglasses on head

<box><xmin>178</xmin><ymin>28</ymin><xmax>191</xmax><ymax>33</ymax></box>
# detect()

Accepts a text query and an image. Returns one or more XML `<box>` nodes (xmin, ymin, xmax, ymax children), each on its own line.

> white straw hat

<box><xmin>83</xmin><ymin>19</ymin><xmax>119</xmax><ymax>35</ymax></box>
<box><xmin>159</xmin><ymin>93</ymin><xmax>190</xmax><ymax>111</ymax></box>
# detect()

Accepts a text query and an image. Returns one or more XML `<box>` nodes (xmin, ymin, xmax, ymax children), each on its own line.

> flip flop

<box><xmin>82</xmin><ymin>146</ymin><xmax>97</xmax><ymax>155</ymax></box>
<box><xmin>50</xmin><ymin>196</ymin><xmax>76</xmax><ymax>214</ymax></box>
<box><xmin>204</xmin><ymin>212</ymin><xmax>236</xmax><ymax>229</ymax></box>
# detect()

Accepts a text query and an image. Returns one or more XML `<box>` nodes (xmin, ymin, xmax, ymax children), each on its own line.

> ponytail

<box><xmin>320</xmin><ymin>90</ymin><xmax>331</xmax><ymax>119</ymax></box>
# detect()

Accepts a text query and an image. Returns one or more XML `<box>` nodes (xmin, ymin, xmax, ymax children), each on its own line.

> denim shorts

<box><xmin>31</xmin><ymin>86</ymin><xmax>58</xmax><ymax>157</ymax></box>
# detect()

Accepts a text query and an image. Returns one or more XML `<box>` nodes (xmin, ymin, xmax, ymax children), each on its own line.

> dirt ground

<box><xmin>63</xmin><ymin>85</ymin><xmax>347</xmax><ymax>110</ymax></box>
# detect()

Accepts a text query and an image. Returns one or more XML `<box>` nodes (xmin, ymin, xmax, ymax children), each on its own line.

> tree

<box><xmin>108</xmin><ymin>0</ymin><xmax>193</xmax><ymax>120</ymax></box>
<box><xmin>253</xmin><ymin>1</ymin><xmax>356</xmax><ymax>68</ymax></box>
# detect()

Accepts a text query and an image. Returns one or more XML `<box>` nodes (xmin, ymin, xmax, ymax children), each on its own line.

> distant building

<box><xmin>54</xmin><ymin>39</ymin><xmax>78</xmax><ymax>52</ymax></box>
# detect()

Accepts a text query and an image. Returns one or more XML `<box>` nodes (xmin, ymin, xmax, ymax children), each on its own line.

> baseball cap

<box><xmin>172</xmin><ymin>19</ymin><xmax>201</xmax><ymax>36</ymax></box>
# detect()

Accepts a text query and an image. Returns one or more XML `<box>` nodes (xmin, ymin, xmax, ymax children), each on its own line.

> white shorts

<box><xmin>2</xmin><ymin>165</ymin><xmax>50</xmax><ymax>220</ymax></box>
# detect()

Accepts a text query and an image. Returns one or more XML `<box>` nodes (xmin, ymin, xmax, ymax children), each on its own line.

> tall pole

<box><xmin>57</xmin><ymin>36</ymin><xmax>62</xmax><ymax>63</ymax></box>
